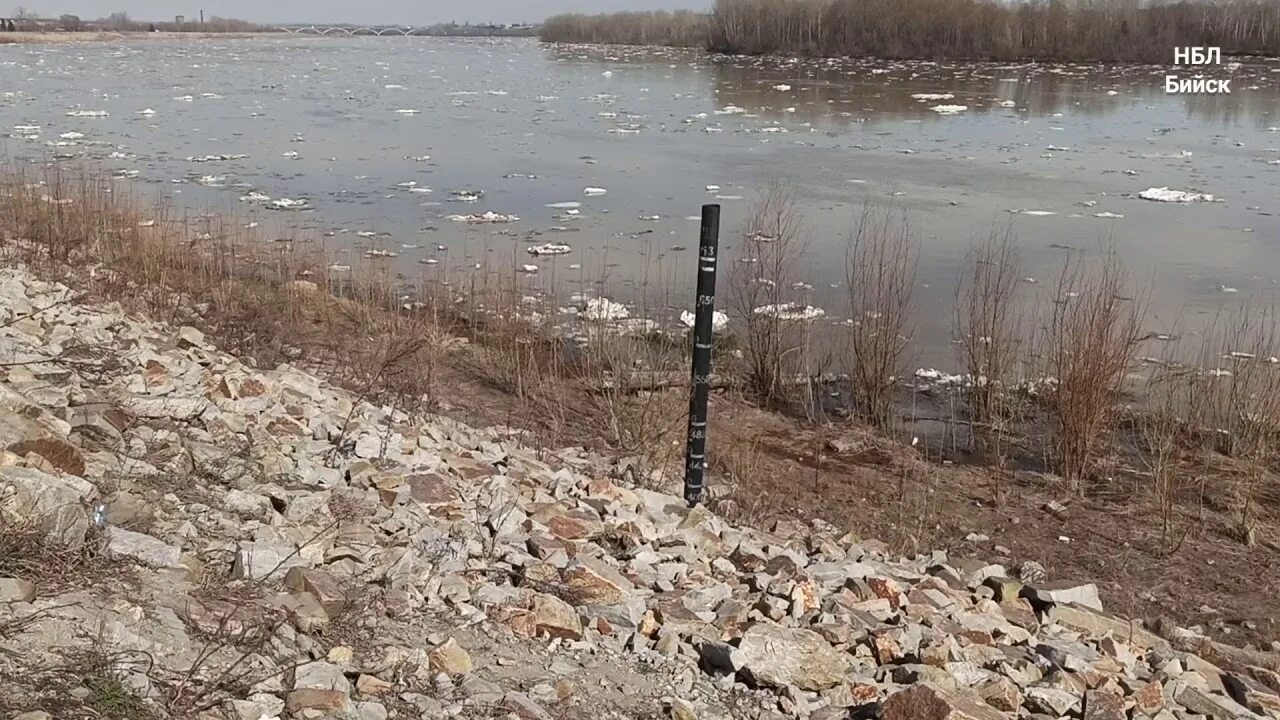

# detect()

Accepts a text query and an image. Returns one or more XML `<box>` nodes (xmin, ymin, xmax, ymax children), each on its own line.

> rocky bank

<box><xmin>2</xmin><ymin>264</ymin><xmax>1279</xmax><ymax>720</ymax></box>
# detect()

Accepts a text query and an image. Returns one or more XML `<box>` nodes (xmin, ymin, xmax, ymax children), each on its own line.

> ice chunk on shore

<box><xmin>448</xmin><ymin>211</ymin><xmax>519</xmax><ymax>224</ymax></box>
<box><xmin>583</xmin><ymin>297</ymin><xmax>629</xmax><ymax>321</ymax></box>
<box><xmin>1139</xmin><ymin>187</ymin><xmax>1215</xmax><ymax>203</ymax></box>
<box><xmin>680</xmin><ymin>310</ymin><xmax>728</xmax><ymax>332</ymax></box>
<box><xmin>915</xmin><ymin>368</ymin><xmax>967</xmax><ymax>387</ymax></box>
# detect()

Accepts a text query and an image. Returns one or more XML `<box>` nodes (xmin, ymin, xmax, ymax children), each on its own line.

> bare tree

<box><xmin>954</xmin><ymin>224</ymin><xmax>1024</xmax><ymax>499</ymax></box>
<box><xmin>1039</xmin><ymin>248</ymin><xmax>1145</xmax><ymax>491</ymax></box>
<box><xmin>845</xmin><ymin>203</ymin><xmax>917</xmax><ymax>429</ymax></box>
<box><xmin>728</xmin><ymin>181</ymin><xmax>810</xmax><ymax>409</ymax></box>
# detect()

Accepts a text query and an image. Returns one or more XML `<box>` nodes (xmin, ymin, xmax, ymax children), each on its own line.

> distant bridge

<box><xmin>277</xmin><ymin>26</ymin><xmax>422</xmax><ymax>36</ymax></box>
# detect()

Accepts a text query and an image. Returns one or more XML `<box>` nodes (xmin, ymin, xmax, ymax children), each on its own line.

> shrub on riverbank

<box><xmin>542</xmin><ymin>0</ymin><xmax>1280</xmax><ymax>62</ymax></box>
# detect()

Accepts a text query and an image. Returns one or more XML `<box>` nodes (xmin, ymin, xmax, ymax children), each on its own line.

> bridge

<box><xmin>277</xmin><ymin>26</ymin><xmax>421</xmax><ymax>36</ymax></box>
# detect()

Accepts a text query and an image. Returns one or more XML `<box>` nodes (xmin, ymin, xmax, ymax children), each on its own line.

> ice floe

<box><xmin>912</xmin><ymin>93</ymin><xmax>954</xmax><ymax>101</ymax></box>
<box><xmin>930</xmin><ymin>105</ymin><xmax>968</xmax><ymax>114</ymax></box>
<box><xmin>448</xmin><ymin>211</ymin><xmax>519</xmax><ymax>224</ymax></box>
<box><xmin>680</xmin><ymin>310</ymin><xmax>729</xmax><ymax>332</ymax></box>
<box><xmin>753</xmin><ymin>303</ymin><xmax>826</xmax><ymax>321</ymax></box>
<box><xmin>1139</xmin><ymin>187</ymin><xmax>1216</xmax><ymax>203</ymax></box>
<box><xmin>527</xmin><ymin>243</ymin><xmax>572</xmax><ymax>256</ymax></box>
<box><xmin>583</xmin><ymin>187</ymin><xmax>608</xmax><ymax>196</ymax></box>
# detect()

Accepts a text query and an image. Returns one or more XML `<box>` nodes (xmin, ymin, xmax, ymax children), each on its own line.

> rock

<box><xmin>295</xmin><ymin>661</ymin><xmax>351</xmax><ymax>693</ymax></box>
<box><xmin>502</xmin><ymin>592</ymin><xmax>583</xmax><ymax>640</ymax></box>
<box><xmin>735</xmin><ymin>624</ymin><xmax>852</xmax><ymax>691</ymax></box>
<box><xmin>284</xmin><ymin>567</ymin><xmax>348</xmax><ymax>619</ymax></box>
<box><xmin>232</xmin><ymin>540</ymin><xmax>307</xmax><ymax>581</ymax></box>
<box><xmin>883</xmin><ymin>683</ymin><xmax>1008</xmax><ymax>720</ymax></box>
<box><xmin>1046</xmin><ymin>603</ymin><xmax>1168</xmax><ymax>651</ymax></box>
<box><xmin>285</xmin><ymin>688</ymin><xmax>351</xmax><ymax>714</ymax></box>
<box><xmin>355</xmin><ymin>674</ymin><xmax>393</xmax><ymax>696</ymax></box>
<box><xmin>176</xmin><ymin>325</ymin><xmax>207</xmax><ymax>349</ymax></box>
<box><xmin>975</xmin><ymin>677</ymin><xmax>1022</xmax><ymax>712</ymax></box>
<box><xmin>0</xmin><ymin>577</ymin><xmax>36</xmax><ymax>602</ymax></box>
<box><xmin>1084</xmin><ymin>690</ymin><xmax>1126</xmax><ymax>720</ymax></box>
<box><xmin>0</xmin><ymin>465</ymin><xmax>95</xmax><ymax>547</ymax></box>
<box><xmin>224</xmin><ymin>488</ymin><xmax>273</xmax><ymax>519</ymax></box>
<box><xmin>105</xmin><ymin>527</ymin><xmax>182</xmax><ymax>568</ymax></box>
<box><xmin>355</xmin><ymin>701</ymin><xmax>388</xmax><ymax>720</ymax></box>
<box><xmin>429</xmin><ymin>638</ymin><xmax>474</xmax><ymax>675</ymax></box>
<box><xmin>561</xmin><ymin>555</ymin><xmax>636</xmax><ymax>606</ymax></box>
<box><xmin>1025</xmin><ymin>581</ymin><xmax>1102</xmax><ymax>611</ymax></box>
<box><xmin>1132</xmin><ymin>680</ymin><xmax>1165</xmax><ymax>716</ymax></box>
<box><xmin>669</xmin><ymin>697</ymin><xmax>699</xmax><ymax>720</ymax></box>
<box><xmin>1175</xmin><ymin>684</ymin><xmax>1254</xmax><ymax>720</ymax></box>
<box><xmin>1224</xmin><ymin>673</ymin><xmax>1280</xmax><ymax>716</ymax></box>
<box><xmin>6</xmin><ymin>437</ymin><xmax>85</xmax><ymax>476</ymax></box>
<box><xmin>1025</xmin><ymin>685</ymin><xmax>1081</xmax><ymax>715</ymax></box>
<box><xmin>503</xmin><ymin>691</ymin><xmax>554</xmax><ymax>720</ymax></box>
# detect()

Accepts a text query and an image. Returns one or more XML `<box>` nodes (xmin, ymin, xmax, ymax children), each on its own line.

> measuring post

<box><xmin>684</xmin><ymin>203</ymin><xmax>721</xmax><ymax>507</ymax></box>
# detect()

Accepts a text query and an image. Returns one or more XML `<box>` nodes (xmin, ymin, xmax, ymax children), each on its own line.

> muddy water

<box><xmin>3</xmin><ymin>37</ymin><xmax>1280</xmax><ymax>368</ymax></box>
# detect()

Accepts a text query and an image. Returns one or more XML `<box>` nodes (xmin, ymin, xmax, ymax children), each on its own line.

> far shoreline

<box><xmin>0</xmin><ymin>30</ymin><xmax>268</xmax><ymax>44</ymax></box>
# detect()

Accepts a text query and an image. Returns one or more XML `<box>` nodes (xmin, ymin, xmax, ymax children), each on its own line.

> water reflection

<box><xmin>545</xmin><ymin>42</ymin><xmax>1280</xmax><ymax>127</ymax></box>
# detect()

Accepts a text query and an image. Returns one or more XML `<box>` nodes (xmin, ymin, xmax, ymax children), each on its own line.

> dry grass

<box><xmin>1038</xmin><ymin>249</ymin><xmax>1145</xmax><ymax>490</ymax></box>
<box><xmin>0</xmin><ymin>164</ymin><xmax>445</xmax><ymax>425</ymax></box>
<box><xmin>844</xmin><ymin>203</ymin><xmax>917</xmax><ymax>429</ymax></box>
<box><xmin>0</xmin><ymin>516</ymin><xmax>124</xmax><ymax>596</ymax></box>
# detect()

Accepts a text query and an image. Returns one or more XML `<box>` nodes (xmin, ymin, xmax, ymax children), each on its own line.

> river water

<box><xmin>4</xmin><ymin>37</ymin><xmax>1280</xmax><ymax>367</ymax></box>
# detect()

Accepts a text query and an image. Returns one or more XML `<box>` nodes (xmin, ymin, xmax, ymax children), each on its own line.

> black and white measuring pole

<box><xmin>684</xmin><ymin>204</ymin><xmax>721</xmax><ymax>507</ymax></box>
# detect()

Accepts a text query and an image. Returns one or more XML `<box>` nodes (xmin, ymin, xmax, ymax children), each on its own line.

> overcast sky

<box><xmin>15</xmin><ymin>0</ymin><xmax>709</xmax><ymax>25</ymax></box>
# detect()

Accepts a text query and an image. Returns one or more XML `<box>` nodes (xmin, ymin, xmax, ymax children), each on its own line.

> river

<box><xmin>4</xmin><ymin>36</ymin><xmax>1279</xmax><ymax>368</ymax></box>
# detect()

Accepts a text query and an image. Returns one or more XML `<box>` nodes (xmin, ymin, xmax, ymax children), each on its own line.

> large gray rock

<box><xmin>233</xmin><ymin>540</ymin><xmax>308</xmax><ymax>580</ymax></box>
<box><xmin>105</xmin><ymin>527</ymin><xmax>181</xmax><ymax>568</ymax></box>
<box><xmin>735</xmin><ymin>624</ymin><xmax>852</xmax><ymax>691</ymax></box>
<box><xmin>0</xmin><ymin>465</ymin><xmax>95</xmax><ymax>547</ymax></box>
<box><xmin>1025</xmin><ymin>581</ymin><xmax>1102</xmax><ymax>611</ymax></box>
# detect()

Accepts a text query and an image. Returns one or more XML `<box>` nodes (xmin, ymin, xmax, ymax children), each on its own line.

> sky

<box><xmin>14</xmin><ymin>0</ymin><xmax>709</xmax><ymax>25</ymax></box>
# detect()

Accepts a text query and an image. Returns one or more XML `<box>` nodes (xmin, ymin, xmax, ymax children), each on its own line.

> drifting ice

<box><xmin>447</xmin><ymin>211</ymin><xmax>519</xmax><ymax>224</ymax></box>
<box><xmin>527</xmin><ymin>243</ymin><xmax>572</xmax><ymax>256</ymax></box>
<box><xmin>753</xmin><ymin>303</ymin><xmax>826</xmax><ymax>321</ymax></box>
<box><xmin>1139</xmin><ymin>187</ymin><xmax>1216</xmax><ymax>203</ymax></box>
<box><xmin>930</xmin><ymin>105</ymin><xmax>968</xmax><ymax>114</ymax></box>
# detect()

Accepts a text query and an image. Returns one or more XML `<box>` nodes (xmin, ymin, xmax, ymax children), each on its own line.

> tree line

<box><xmin>539</xmin><ymin>10</ymin><xmax>710</xmax><ymax>48</ymax></box>
<box><xmin>540</xmin><ymin>0</ymin><xmax>1280</xmax><ymax>62</ymax></box>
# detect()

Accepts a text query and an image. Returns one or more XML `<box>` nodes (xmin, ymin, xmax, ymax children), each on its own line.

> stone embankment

<box><xmin>2</xmin><ymin>265</ymin><xmax>1278</xmax><ymax>720</ymax></box>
